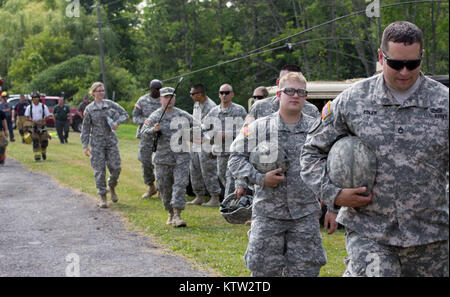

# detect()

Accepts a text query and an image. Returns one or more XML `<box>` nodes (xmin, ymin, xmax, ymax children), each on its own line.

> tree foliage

<box><xmin>0</xmin><ymin>0</ymin><xmax>448</xmax><ymax>110</ymax></box>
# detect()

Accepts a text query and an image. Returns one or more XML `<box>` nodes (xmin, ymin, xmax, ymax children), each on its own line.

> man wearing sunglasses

<box><xmin>202</xmin><ymin>84</ymin><xmax>247</xmax><ymax>206</ymax></box>
<box><xmin>132</xmin><ymin>79</ymin><xmax>163</xmax><ymax>199</ymax></box>
<box><xmin>300</xmin><ymin>21</ymin><xmax>448</xmax><ymax>277</ymax></box>
<box><xmin>187</xmin><ymin>83</ymin><xmax>222</xmax><ymax>206</ymax></box>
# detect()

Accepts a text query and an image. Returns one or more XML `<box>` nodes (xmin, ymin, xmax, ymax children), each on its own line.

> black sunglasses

<box><xmin>190</xmin><ymin>92</ymin><xmax>200</xmax><ymax>96</ymax></box>
<box><xmin>253</xmin><ymin>95</ymin><xmax>264</xmax><ymax>99</ymax></box>
<box><xmin>219</xmin><ymin>91</ymin><xmax>231</xmax><ymax>95</ymax></box>
<box><xmin>280</xmin><ymin>88</ymin><xmax>308</xmax><ymax>97</ymax></box>
<box><xmin>381</xmin><ymin>50</ymin><xmax>422</xmax><ymax>71</ymax></box>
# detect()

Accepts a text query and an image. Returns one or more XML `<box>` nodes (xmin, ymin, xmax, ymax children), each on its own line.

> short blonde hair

<box><xmin>89</xmin><ymin>82</ymin><xmax>104</xmax><ymax>97</ymax></box>
<box><xmin>278</xmin><ymin>72</ymin><xmax>307</xmax><ymax>89</ymax></box>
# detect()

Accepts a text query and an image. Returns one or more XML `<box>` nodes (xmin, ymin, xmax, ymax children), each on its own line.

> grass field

<box><xmin>6</xmin><ymin>124</ymin><xmax>347</xmax><ymax>277</ymax></box>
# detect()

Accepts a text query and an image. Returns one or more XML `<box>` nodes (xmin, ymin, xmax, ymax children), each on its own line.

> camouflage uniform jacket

<box><xmin>132</xmin><ymin>93</ymin><xmax>161</xmax><ymax>138</ymax></box>
<box><xmin>81</xmin><ymin>99</ymin><xmax>129</xmax><ymax>148</ymax></box>
<box><xmin>140</xmin><ymin>107</ymin><xmax>193</xmax><ymax>165</ymax></box>
<box><xmin>203</xmin><ymin>102</ymin><xmax>247</xmax><ymax>156</ymax></box>
<box><xmin>248</xmin><ymin>95</ymin><xmax>320</xmax><ymax>121</ymax></box>
<box><xmin>300</xmin><ymin>73</ymin><xmax>449</xmax><ymax>247</ymax></box>
<box><xmin>229</xmin><ymin>111</ymin><xmax>320</xmax><ymax>220</ymax></box>
<box><xmin>192</xmin><ymin>97</ymin><xmax>217</xmax><ymax>151</ymax></box>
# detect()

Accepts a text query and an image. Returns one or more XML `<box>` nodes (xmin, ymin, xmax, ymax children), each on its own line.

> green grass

<box><xmin>6</xmin><ymin>123</ymin><xmax>347</xmax><ymax>277</ymax></box>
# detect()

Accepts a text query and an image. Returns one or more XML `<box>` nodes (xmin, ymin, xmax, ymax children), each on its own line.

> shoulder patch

<box><xmin>144</xmin><ymin>119</ymin><xmax>151</xmax><ymax>128</ymax></box>
<box><xmin>321</xmin><ymin>101</ymin><xmax>332</xmax><ymax>120</ymax></box>
<box><xmin>244</xmin><ymin>115</ymin><xmax>255</xmax><ymax>125</ymax></box>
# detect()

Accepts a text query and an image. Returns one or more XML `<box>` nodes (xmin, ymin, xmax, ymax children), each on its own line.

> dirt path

<box><xmin>0</xmin><ymin>159</ymin><xmax>210</xmax><ymax>277</ymax></box>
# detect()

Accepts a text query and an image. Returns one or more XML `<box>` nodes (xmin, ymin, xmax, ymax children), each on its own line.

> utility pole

<box><xmin>96</xmin><ymin>4</ymin><xmax>108</xmax><ymax>98</ymax></box>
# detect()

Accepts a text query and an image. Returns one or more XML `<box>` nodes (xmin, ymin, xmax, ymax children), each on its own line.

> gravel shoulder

<box><xmin>0</xmin><ymin>159</ymin><xmax>211</xmax><ymax>277</ymax></box>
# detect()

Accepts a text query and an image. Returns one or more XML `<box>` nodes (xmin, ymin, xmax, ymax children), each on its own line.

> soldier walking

<box><xmin>140</xmin><ymin>87</ymin><xmax>193</xmax><ymax>227</ymax></box>
<box><xmin>187</xmin><ymin>83</ymin><xmax>222</xmax><ymax>206</ymax></box>
<box><xmin>202</xmin><ymin>84</ymin><xmax>247</xmax><ymax>206</ymax></box>
<box><xmin>132</xmin><ymin>79</ymin><xmax>163</xmax><ymax>199</ymax></box>
<box><xmin>81</xmin><ymin>82</ymin><xmax>129</xmax><ymax>208</ymax></box>
<box><xmin>300</xmin><ymin>21</ymin><xmax>449</xmax><ymax>277</ymax></box>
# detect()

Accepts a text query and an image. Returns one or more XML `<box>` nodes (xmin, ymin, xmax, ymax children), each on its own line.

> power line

<box><xmin>162</xmin><ymin>0</ymin><xmax>446</xmax><ymax>82</ymax></box>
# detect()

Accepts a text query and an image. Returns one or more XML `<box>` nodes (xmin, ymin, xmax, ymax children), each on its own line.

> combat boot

<box><xmin>187</xmin><ymin>195</ymin><xmax>205</xmax><ymax>205</ymax></box>
<box><xmin>141</xmin><ymin>183</ymin><xmax>157</xmax><ymax>199</ymax></box>
<box><xmin>110</xmin><ymin>187</ymin><xmax>118</xmax><ymax>203</ymax></box>
<box><xmin>172</xmin><ymin>209</ymin><xmax>186</xmax><ymax>227</ymax></box>
<box><xmin>202</xmin><ymin>196</ymin><xmax>220</xmax><ymax>207</ymax></box>
<box><xmin>98</xmin><ymin>194</ymin><xmax>107</xmax><ymax>208</ymax></box>
<box><xmin>166</xmin><ymin>209</ymin><xmax>174</xmax><ymax>225</ymax></box>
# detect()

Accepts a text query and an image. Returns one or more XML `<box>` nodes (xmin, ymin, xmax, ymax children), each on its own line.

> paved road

<box><xmin>0</xmin><ymin>159</ymin><xmax>210</xmax><ymax>277</ymax></box>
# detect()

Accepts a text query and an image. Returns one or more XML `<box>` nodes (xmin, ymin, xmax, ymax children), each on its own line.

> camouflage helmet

<box><xmin>249</xmin><ymin>140</ymin><xmax>289</xmax><ymax>173</ymax></box>
<box><xmin>327</xmin><ymin>136</ymin><xmax>377</xmax><ymax>196</ymax></box>
<box><xmin>220</xmin><ymin>193</ymin><xmax>252</xmax><ymax>224</ymax></box>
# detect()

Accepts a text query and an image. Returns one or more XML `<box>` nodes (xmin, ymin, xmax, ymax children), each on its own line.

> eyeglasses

<box><xmin>280</xmin><ymin>88</ymin><xmax>308</xmax><ymax>97</ymax></box>
<box><xmin>190</xmin><ymin>92</ymin><xmax>200</xmax><ymax>96</ymax></box>
<box><xmin>219</xmin><ymin>91</ymin><xmax>231</xmax><ymax>95</ymax></box>
<box><xmin>253</xmin><ymin>95</ymin><xmax>264</xmax><ymax>99</ymax></box>
<box><xmin>381</xmin><ymin>50</ymin><xmax>422</xmax><ymax>71</ymax></box>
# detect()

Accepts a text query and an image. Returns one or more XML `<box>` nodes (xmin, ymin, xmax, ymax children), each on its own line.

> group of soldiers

<box><xmin>3</xmin><ymin>20</ymin><xmax>448</xmax><ymax>277</ymax></box>
<box><xmin>130</xmin><ymin>21</ymin><xmax>448</xmax><ymax>277</ymax></box>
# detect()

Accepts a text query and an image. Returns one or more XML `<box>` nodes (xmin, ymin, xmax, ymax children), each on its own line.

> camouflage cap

<box><xmin>160</xmin><ymin>87</ymin><xmax>175</xmax><ymax>97</ymax></box>
<box><xmin>150</xmin><ymin>79</ymin><xmax>163</xmax><ymax>90</ymax></box>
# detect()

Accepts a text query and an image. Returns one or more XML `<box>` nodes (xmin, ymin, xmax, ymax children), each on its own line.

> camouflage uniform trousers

<box><xmin>216</xmin><ymin>154</ymin><xmax>233</xmax><ymax>194</ymax></box>
<box><xmin>155</xmin><ymin>156</ymin><xmax>190</xmax><ymax>211</ymax></box>
<box><xmin>137</xmin><ymin>138</ymin><xmax>156</xmax><ymax>185</ymax></box>
<box><xmin>344</xmin><ymin>230</ymin><xmax>449</xmax><ymax>277</ymax></box>
<box><xmin>189</xmin><ymin>151</ymin><xmax>221</xmax><ymax>197</ymax></box>
<box><xmin>245</xmin><ymin>213</ymin><xmax>327</xmax><ymax>277</ymax></box>
<box><xmin>90</xmin><ymin>144</ymin><xmax>121</xmax><ymax>196</ymax></box>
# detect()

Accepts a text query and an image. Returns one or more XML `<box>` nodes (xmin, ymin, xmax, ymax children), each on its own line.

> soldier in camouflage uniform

<box><xmin>81</xmin><ymin>82</ymin><xmax>129</xmax><ymax>208</ymax></box>
<box><xmin>132</xmin><ymin>79</ymin><xmax>163</xmax><ymax>199</ymax></box>
<box><xmin>300</xmin><ymin>21</ymin><xmax>449</xmax><ymax>277</ymax></box>
<box><xmin>245</xmin><ymin>64</ymin><xmax>320</xmax><ymax>124</ymax></box>
<box><xmin>229</xmin><ymin>72</ymin><xmax>327</xmax><ymax>276</ymax></box>
<box><xmin>203</xmin><ymin>84</ymin><xmax>247</xmax><ymax>206</ymax></box>
<box><xmin>235</xmin><ymin>65</ymin><xmax>320</xmax><ymax>200</ymax></box>
<box><xmin>140</xmin><ymin>87</ymin><xmax>193</xmax><ymax>227</ymax></box>
<box><xmin>187</xmin><ymin>83</ymin><xmax>222</xmax><ymax>206</ymax></box>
